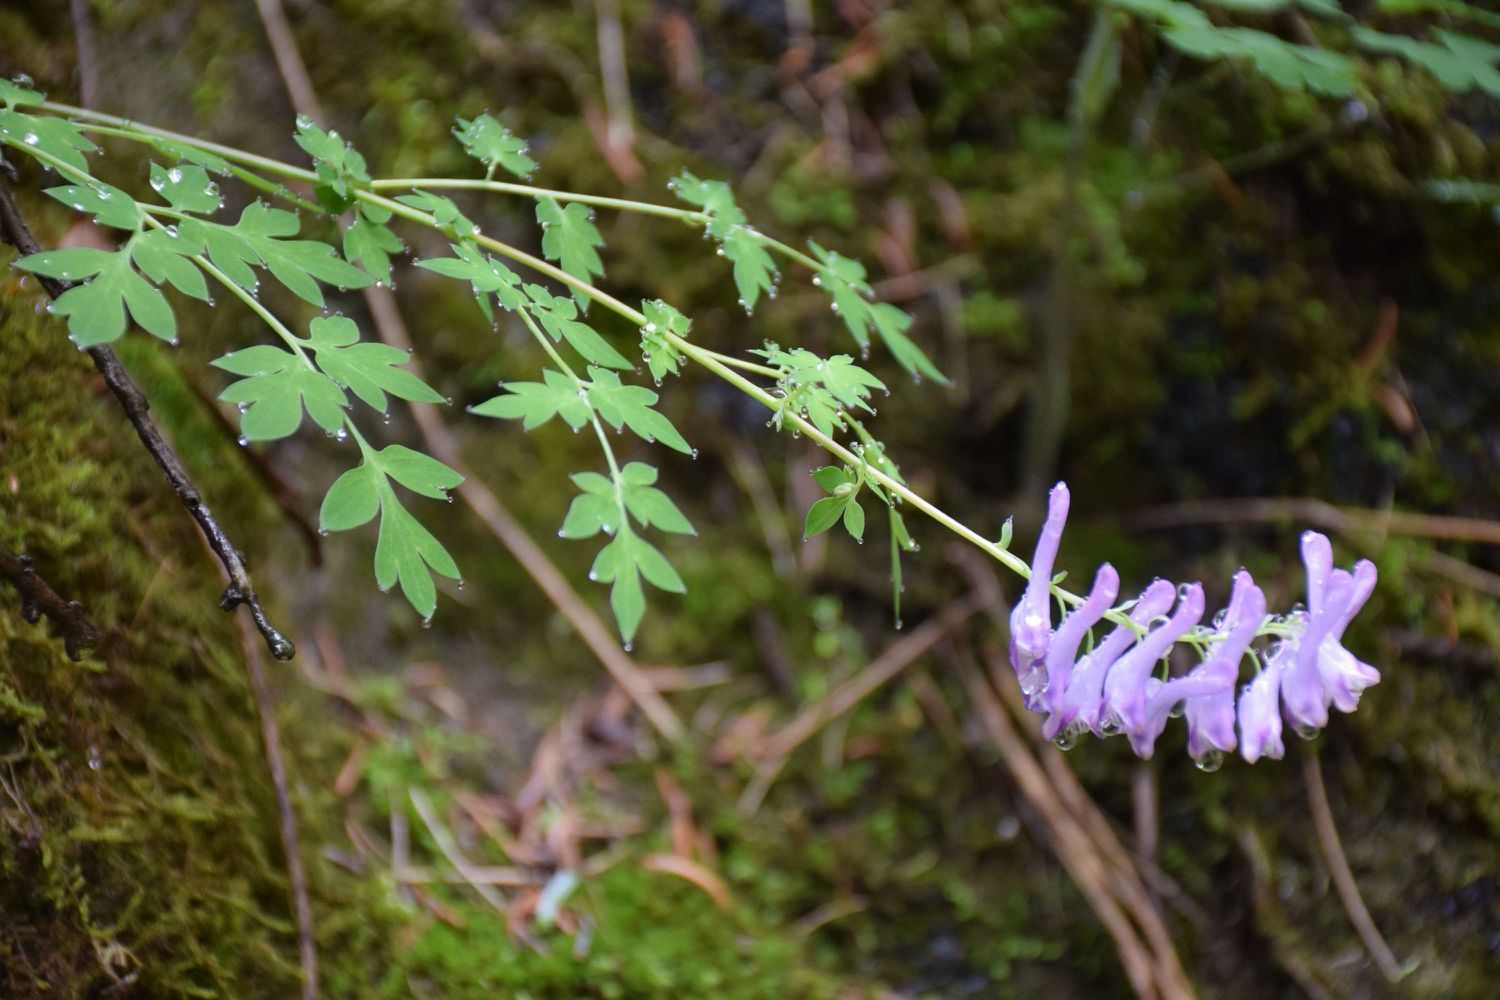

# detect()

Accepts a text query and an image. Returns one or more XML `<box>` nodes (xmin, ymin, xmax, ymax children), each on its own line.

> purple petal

<box><xmin>1008</xmin><ymin>482</ymin><xmax>1071</xmax><ymax>696</ymax></box>
<box><xmin>1103</xmin><ymin>583</ymin><xmax>1205</xmax><ymax>736</ymax></box>
<box><xmin>1281</xmin><ymin>569</ymin><xmax>1354</xmax><ymax>733</ymax></box>
<box><xmin>1059</xmin><ymin>579</ymin><xmax>1177</xmax><ymax>736</ymax></box>
<box><xmin>1319</xmin><ymin>559</ymin><xmax>1380</xmax><ymax>712</ymax></box>
<box><xmin>1134</xmin><ymin>572</ymin><xmax>1265</xmax><ymax>759</ymax></box>
<box><xmin>1238</xmin><ymin>646</ymin><xmax>1289</xmax><ymax>763</ymax></box>
<box><xmin>1039</xmin><ymin>564</ymin><xmax>1119</xmax><ymax>738</ymax></box>
<box><xmin>1184</xmin><ymin>572</ymin><xmax>1265</xmax><ymax>760</ymax></box>
<box><xmin>1301</xmin><ymin>531</ymin><xmax>1334</xmax><ymax>615</ymax></box>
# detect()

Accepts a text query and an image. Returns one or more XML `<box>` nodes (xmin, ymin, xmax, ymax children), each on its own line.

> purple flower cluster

<box><xmin>1008</xmin><ymin>484</ymin><xmax>1380</xmax><ymax>770</ymax></box>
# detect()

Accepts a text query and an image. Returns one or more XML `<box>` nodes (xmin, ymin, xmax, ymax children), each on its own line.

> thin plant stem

<box><xmin>16</xmin><ymin>104</ymin><xmax>1298</xmax><ymax>640</ymax></box>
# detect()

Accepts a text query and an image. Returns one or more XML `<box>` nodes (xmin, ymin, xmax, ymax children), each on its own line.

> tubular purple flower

<box><xmin>998</xmin><ymin>484</ymin><xmax>1379</xmax><ymax>766</ymax></box>
<box><xmin>1134</xmin><ymin>572</ymin><xmax>1265</xmax><ymax>761</ymax></box>
<box><xmin>1102</xmin><ymin>583</ymin><xmax>1205</xmax><ymax>736</ymax></box>
<box><xmin>1038</xmin><ymin>564</ymin><xmax>1119</xmax><ymax>739</ymax></box>
<box><xmin>1319</xmin><ymin>559</ymin><xmax>1380</xmax><ymax>712</ymax></box>
<box><xmin>1238</xmin><ymin>643</ymin><xmax>1289</xmax><ymax>763</ymax></box>
<box><xmin>1183</xmin><ymin>572</ymin><xmax>1265</xmax><ymax>763</ymax></box>
<box><xmin>1280</xmin><ymin>569</ymin><xmax>1355</xmax><ymax>735</ymax></box>
<box><xmin>1008</xmin><ymin>483</ymin><xmax>1070</xmax><ymax>700</ymax></box>
<box><xmin>1054</xmin><ymin>579</ymin><xmax>1177</xmax><ymax>738</ymax></box>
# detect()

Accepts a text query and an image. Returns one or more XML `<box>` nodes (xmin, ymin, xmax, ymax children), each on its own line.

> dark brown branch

<box><xmin>0</xmin><ymin>176</ymin><xmax>295</xmax><ymax>660</ymax></box>
<box><xmin>0</xmin><ymin>547</ymin><xmax>101</xmax><ymax>659</ymax></box>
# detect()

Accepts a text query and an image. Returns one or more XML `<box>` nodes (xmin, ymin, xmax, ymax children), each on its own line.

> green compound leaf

<box><xmin>722</xmin><ymin>225</ymin><xmax>777</xmax><ymax>313</ymax></box>
<box><xmin>842</xmin><ymin>498</ymin><xmax>866</xmax><ymax>541</ymax></box>
<box><xmin>804</xmin><ymin>464</ymin><xmax>867</xmax><ymax>542</ymax></box>
<box><xmin>1353</xmin><ymin>27</ymin><xmax>1500</xmax><ymax>96</ymax></box>
<box><xmin>870</xmin><ymin>301</ymin><xmax>947</xmax><ymax>383</ymax></box>
<box><xmin>589</xmin><ymin>527</ymin><xmax>685</xmax><ymax>643</ymax></box>
<box><xmin>454</xmin><ymin>113</ymin><xmax>537</xmax><ymax>179</ymax></box>
<box><xmin>0</xmin><ymin>77</ymin><xmax>45</xmax><ymax>109</ymax></box>
<box><xmin>620</xmin><ymin>470</ymin><xmax>694</xmax><ymax>535</ymax></box>
<box><xmin>471</xmin><ymin>369</ymin><xmax>593</xmax><ymax>430</ymax></box>
<box><xmin>44</xmin><ymin>181</ymin><xmax>141</xmax><ymax>230</ymax></box>
<box><xmin>1377</xmin><ymin>0</ymin><xmax>1500</xmax><ymax>30</ymax></box>
<box><xmin>585</xmin><ymin>368</ymin><xmax>692</xmax><ymax>454</ymax></box>
<box><xmin>212</xmin><ymin>345</ymin><xmax>348</xmax><ymax>441</ymax></box>
<box><xmin>306</xmin><ymin>314</ymin><xmax>443</xmax><ymax>414</ymax></box>
<box><xmin>322</xmin><ymin>449</ymin><xmax>462</xmax><ymax>620</ymax></box>
<box><xmin>1166</xmin><ymin>26</ymin><xmax>1355</xmax><ymax>95</ymax></box>
<box><xmin>294</xmin><ymin>115</ymin><xmax>373</xmax><ymax>212</ymax></box>
<box><xmin>344</xmin><ymin>205</ymin><xmax>404</xmax><ymax>287</ymax></box>
<box><xmin>148</xmin><ymin>162</ymin><xmax>223</xmax><ymax>215</ymax></box>
<box><xmin>640</xmin><ymin>298</ymin><xmax>690</xmax><ymax>381</ymax></box>
<box><xmin>535</xmin><ymin>197</ymin><xmax>605</xmax><ymax>309</ymax></box>
<box><xmin>417</xmin><ymin>241</ymin><xmax>526</xmax><ymax>321</ymax></box>
<box><xmin>669</xmin><ymin>171</ymin><xmax>746</xmax><ymax>230</ymax></box>
<box><xmin>18</xmin><ymin>244</ymin><xmax>175</xmax><ymax>346</ymax></box>
<box><xmin>373</xmin><ymin>481</ymin><xmax>460</xmax><ymax>621</ymax></box>
<box><xmin>560</xmin><ymin>490</ymin><xmax>619</xmax><ymax>539</ymax></box>
<box><xmin>12</xmin><ymin>247</ymin><xmax>116</xmax><ymax>283</ymax></box>
<box><xmin>182</xmin><ymin>203</ymin><xmax>372</xmax><ymax>306</ymax></box>
<box><xmin>131</xmin><ymin>228</ymin><xmax>211</xmax><ymax>302</ymax></box>
<box><xmin>1110</xmin><ymin>0</ymin><xmax>1356</xmax><ymax>96</ymax></box>
<box><xmin>753</xmin><ymin>343</ymin><xmax>887</xmax><ymax>436</ymax></box>
<box><xmin>811</xmin><ymin>465</ymin><xmax>853</xmax><ymax>492</ymax></box>
<box><xmin>527</xmin><ymin>284</ymin><xmax>631</xmax><ymax>370</ymax></box>
<box><xmin>807</xmin><ymin>241</ymin><xmax>941</xmax><ymax>380</ymax></box>
<box><xmin>803</xmin><ymin>496</ymin><xmax>849</xmax><ymax>538</ymax></box>
<box><xmin>564</xmin><ymin>462</ymin><xmax>692</xmax><ymax>640</ymax></box>
<box><xmin>0</xmin><ymin>110</ymin><xmax>97</xmax><ymax>172</ymax></box>
<box><xmin>374</xmin><ymin>443</ymin><xmax>463</xmax><ymax>500</ymax></box>
<box><xmin>667</xmin><ymin>173</ymin><xmax>778</xmax><ymax>312</ymax></box>
<box><xmin>396</xmin><ymin>190</ymin><xmax>478</xmax><ymax>239</ymax></box>
<box><xmin>320</xmin><ymin>462</ymin><xmax>381</xmax><ymax>532</ymax></box>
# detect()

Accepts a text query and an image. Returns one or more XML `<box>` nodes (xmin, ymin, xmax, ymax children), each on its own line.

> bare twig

<box><xmin>736</xmin><ymin>595</ymin><xmax>979</xmax><ymax>814</ymax></box>
<box><xmin>1133</xmin><ymin>762</ymin><xmax>1160</xmax><ymax>912</ymax></box>
<box><xmin>409</xmin><ymin>786</ymin><xmax>510</xmax><ymax>915</ymax></box>
<box><xmin>959</xmin><ymin>657</ymin><xmax>1171</xmax><ymax>999</ymax></box>
<box><xmin>1238</xmin><ymin>826</ymin><xmax>1336</xmax><ymax>1000</ymax></box>
<box><xmin>0</xmin><ymin>180</ymin><xmax>294</xmax><ymax>660</ymax></box>
<box><xmin>1302</xmin><ymin>750</ymin><xmax>1404</xmax><ymax>984</ymax></box>
<box><xmin>1120</xmin><ymin>495</ymin><xmax>1500</xmax><ymax>547</ymax></box>
<box><xmin>394</xmin><ymin>865</ymin><xmax>540</xmax><ymax>887</ymax></box>
<box><xmin>755</xmin><ymin>595</ymin><xmax>980</xmax><ymax>762</ymax></box>
<box><xmin>232</xmin><ymin>602</ymin><xmax>317</xmax><ymax>1000</ymax></box>
<box><xmin>67</xmin><ymin>0</ymin><xmax>100</xmax><ymax>109</ymax></box>
<box><xmin>985</xmin><ymin>653</ymin><xmax>1195</xmax><ymax>998</ymax></box>
<box><xmin>595</xmin><ymin>0</ymin><xmax>635</xmax><ymax>157</ymax></box>
<box><xmin>252</xmin><ymin>0</ymin><xmax>326</xmax><ymax>124</ymax></box>
<box><xmin>0</xmin><ymin>547</ymin><xmax>101</xmax><ymax>659</ymax></box>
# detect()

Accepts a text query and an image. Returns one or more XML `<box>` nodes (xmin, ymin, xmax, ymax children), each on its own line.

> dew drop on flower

<box><xmin>1194</xmin><ymin>750</ymin><xmax>1224</xmax><ymax>773</ymax></box>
